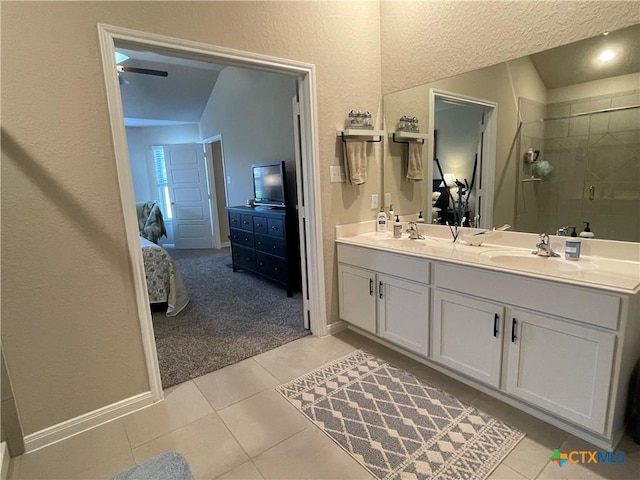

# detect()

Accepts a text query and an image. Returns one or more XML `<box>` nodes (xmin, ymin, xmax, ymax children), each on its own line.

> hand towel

<box><xmin>344</xmin><ymin>140</ymin><xmax>367</xmax><ymax>185</ymax></box>
<box><xmin>406</xmin><ymin>141</ymin><xmax>424</xmax><ymax>181</ymax></box>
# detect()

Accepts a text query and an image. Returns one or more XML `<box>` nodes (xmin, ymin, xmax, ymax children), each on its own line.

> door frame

<box><xmin>98</xmin><ymin>24</ymin><xmax>327</xmax><ymax>401</ymax></box>
<box><xmin>429</xmin><ymin>89</ymin><xmax>497</xmax><ymax>228</ymax></box>
<box><xmin>202</xmin><ymin>135</ymin><xmax>226</xmax><ymax>249</ymax></box>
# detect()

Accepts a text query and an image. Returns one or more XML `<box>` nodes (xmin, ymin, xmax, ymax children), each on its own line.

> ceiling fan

<box><xmin>116</xmin><ymin>63</ymin><xmax>168</xmax><ymax>85</ymax></box>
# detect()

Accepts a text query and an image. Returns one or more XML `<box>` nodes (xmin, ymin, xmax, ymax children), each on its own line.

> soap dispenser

<box><xmin>579</xmin><ymin>222</ymin><xmax>595</xmax><ymax>238</ymax></box>
<box><xmin>393</xmin><ymin>215</ymin><xmax>402</xmax><ymax>238</ymax></box>
<box><xmin>570</xmin><ymin>227</ymin><xmax>578</xmax><ymax>237</ymax></box>
<box><xmin>416</xmin><ymin>211</ymin><xmax>425</xmax><ymax>223</ymax></box>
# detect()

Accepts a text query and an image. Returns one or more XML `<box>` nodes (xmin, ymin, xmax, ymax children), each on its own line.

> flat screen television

<box><xmin>252</xmin><ymin>161</ymin><xmax>286</xmax><ymax>207</ymax></box>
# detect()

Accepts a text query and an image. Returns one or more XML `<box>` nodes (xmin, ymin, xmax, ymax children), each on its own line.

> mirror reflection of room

<box><xmin>383</xmin><ymin>23</ymin><xmax>639</xmax><ymax>242</ymax></box>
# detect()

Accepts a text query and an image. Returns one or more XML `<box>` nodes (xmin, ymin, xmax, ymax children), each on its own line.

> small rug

<box><xmin>110</xmin><ymin>452</ymin><xmax>194</xmax><ymax>480</ymax></box>
<box><xmin>277</xmin><ymin>350</ymin><xmax>524</xmax><ymax>480</ymax></box>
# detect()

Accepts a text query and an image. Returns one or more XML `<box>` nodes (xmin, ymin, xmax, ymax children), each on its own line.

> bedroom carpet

<box><xmin>152</xmin><ymin>247</ymin><xmax>308</xmax><ymax>388</ymax></box>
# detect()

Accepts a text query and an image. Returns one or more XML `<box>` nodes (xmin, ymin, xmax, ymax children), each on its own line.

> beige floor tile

<box><xmin>123</xmin><ymin>380</ymin><xmax>214</xmax><ymax>448</ymax></box>
<box><xmin>216</xmin><ymin>460</ymin><xmax>264</xmax><ymax>479</ymax></box>
<box><xmin>132</xmin><ymin>413</ymin><xmax>248</xmax><ymax>480</ymax></box>
<box><xmin>524</xmin><ymin>418</ymin><xmax>570</xmax><ymax>448</ymax></box>
<box><xmin>487</xmin><ymin>463</ymin><xmax>527</xmax><ymax>480</ymax></box>
<box><xmin>408</xmin><ymin>363</ymin><xmax>482</xmax><ymax>404</ymax></box>
<box><xmin>252</xmin><ymin>426</ymin><xmax>371</xmax><ymax>479</ymax></box>
<box><xmin>471</xmin><ymin>394</ymin><xmax>539</xmax><ymax>432</ymax></box>
<box><xmin>69</xmin><ymin>451</ymin><xmax>135</xmax><ymax>480</ymax></box>
<box><xmin>536</xmin><ymin>434</ymin><xmax>640</xmax><ymax>479</ymax></box>
<box><xmin>194</xmin><ymin>358</ymin><xmax>279</xmax><ymax>411</ymax></box>
<box><xmin>332</xmin><ymin>328</ymin><xmax>369</xmax><ymax>348</ymax></box>
<box><xmin>218</xmin><ymin>389</ymin><xmax>310</xmax><ymax>458</ymax></box>
<box><xmin>17</xmin><ymin>420</ymin><xmax>130</xmax><ymax>479</ymax></box>
<box><xmin>254</xmin><ymin>334</ymin><xmax>357</xmax><ymax>382</ymax></box>
<box><xmin>503</xmin><ymin>436</ymin><xmax>554</xmax><ymax>479</ymax></box>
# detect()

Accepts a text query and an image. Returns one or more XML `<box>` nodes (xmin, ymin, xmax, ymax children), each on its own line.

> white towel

<box><xmin>406</xmin><ymin>141</ymin><xmax>424</xmax><ymax>181</ymax></box>
<box><xmin>344</xmin><ymin>140</ymin><xmax>367</xmax><ymax>185</ymax></box>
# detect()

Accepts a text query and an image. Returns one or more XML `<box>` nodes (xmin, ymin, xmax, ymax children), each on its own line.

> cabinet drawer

<box><xmin>230</xmin><ymin>228</ymin><xmax>254</xmax><ymax>248</ymax></box>
<box><xmin>337</xmin><ymin>244</ymin><xmax>430</xmax><ymax>284</ymax></box>
<box><xmin>240</xmin><ymin>215</ymin><xmax>254</xmax><ymax>231</ymax></box>
<box><xmin>253</xmin><ymin>216</ymin><xmax>269</xmax><ymax>234</ymax></box>
<box><xmin>256</xmin><ymin>252</ymin><xmax>287</xmax><ymax>283</ymax></box>
<box><xmin>229</xmin><ymin>212</ymin><xmax>241</xmax><ymax>230</ymax></box>
<box><xmin>255</xmin><ymin>234</ymin><xmax>285</xmax><ymax>257</ymax></box>
<box><xmin>267</xmin><ymin>218</ymin><xmax>284</xmax><ymax>238</ymax></box>
<box><xmin>233</xmin><ymin>244</ymin><xmax>255</xmax><ymax>271</ymax></box>
<box><xmin>434</xmin><ymin>263</ymin><xmax>620</xmax><ymax>329</ymax></box>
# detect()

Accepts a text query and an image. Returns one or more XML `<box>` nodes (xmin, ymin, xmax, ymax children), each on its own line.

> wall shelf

<box><xmin>337</xmin><ymin>129</ymin><xmax>385</xmax><ymax>143</ymax></box>
<box><xmin>391</xmin><ymin>131</ymin><xmax>429</xmax><ymax>144</ymax></box>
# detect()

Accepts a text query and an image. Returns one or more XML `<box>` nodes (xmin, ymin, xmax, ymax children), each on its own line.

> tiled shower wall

<box><xmin>516</xmin><ymin>90</ymin><xmax>639</xmax><ymax>242</ymax></box>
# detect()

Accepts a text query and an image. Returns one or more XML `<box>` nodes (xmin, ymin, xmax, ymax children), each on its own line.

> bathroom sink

<box><xmin>480</xmin><ymin>250</ymin><xmax>589</xmax><ymax>273</ymax></box>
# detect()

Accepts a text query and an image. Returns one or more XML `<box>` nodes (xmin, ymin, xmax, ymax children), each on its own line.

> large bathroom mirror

<box><xmin>383</xmin><ymin>24</ymin><xmax>639</xmax><ymax>242</ymax></box>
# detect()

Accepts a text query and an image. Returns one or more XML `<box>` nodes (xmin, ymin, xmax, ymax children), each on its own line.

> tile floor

<box><xmin>7</xmin><ymin>329</ymin><xmax>640</xmax><ymax>480</ymax></box>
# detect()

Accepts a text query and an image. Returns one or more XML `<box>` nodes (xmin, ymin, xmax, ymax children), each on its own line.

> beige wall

<box><xmin>1</xmin><ymin>0</ymin><xmax>637</xmax><ymax>438</ymax></box>
<box><xmin>1</xmin><ymin>1</ymin><xmax>382</xmax><ymax>436</ymax></box>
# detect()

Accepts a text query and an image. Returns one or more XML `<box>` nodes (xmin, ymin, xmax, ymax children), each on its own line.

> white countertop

<box><xmin>336</xmin><ymin>224</ymin><xmax>640</xmax><ymax>295</ymax></box>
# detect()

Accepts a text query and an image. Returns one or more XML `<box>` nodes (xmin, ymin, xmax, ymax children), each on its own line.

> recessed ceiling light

<box><xmin>603</xmin><ymin>31</ymin><xmax>609</xmax><ymax>36</ymax></box>
<box><xmin>598</xmin><ymin>49</ymin><xmax>616</xmax><ymax>62</ymax></box>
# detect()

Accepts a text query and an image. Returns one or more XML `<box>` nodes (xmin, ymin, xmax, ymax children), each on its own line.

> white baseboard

<box><xmin>220</xmin><ymin>241</ymin><xmax>230</xmax><ymax>248</ymax></box>
<box><xmin>24</xmin><ymin>391</ymin><xmax>156</xmax><ymax>453</ymax></box>
<box><xmin>326</xmin><ymin>320</ymin><xmax>348</xmax><ymax>336</ymax></box>
<box><xmin>1</xmin><ymin>442</ymin><xmax>9</xmax><ymax>480</ymax></box>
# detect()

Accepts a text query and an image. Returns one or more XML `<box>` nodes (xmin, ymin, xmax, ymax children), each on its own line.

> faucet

<box><xmin>555</xmin><ymin>226</ymin><xmax>570</xmax><ymax>236</ymax></box>
<box><xmin>532</xmin><ymin>233</ymin><xmax>560</xmax><ymax>257</ymax></box>
<box><xmin>406</xmin><ymin>222</ymin><xmax>425</xmax><ymax>240</ymax></box>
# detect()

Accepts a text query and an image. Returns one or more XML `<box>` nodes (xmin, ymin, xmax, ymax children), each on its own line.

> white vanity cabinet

<box><xmin>337</xmin><ymin>244</ymin><xmax>431</xmax><ymax>356</ymax></box>
<box><xmin>505</xmin><ymin>308</ymin><xmax>615</xmax><ymax>433</ymax></box>
<box><xmin>432</xmin><ymin>291</ymin><xmax>504</xmax><ymax>388</ymax></box>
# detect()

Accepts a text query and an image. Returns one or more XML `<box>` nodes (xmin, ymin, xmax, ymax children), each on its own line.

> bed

<box><xmin>140</xmin><ymin>237</ymin><xmax>189</xmax><ymax>316</ymax></box>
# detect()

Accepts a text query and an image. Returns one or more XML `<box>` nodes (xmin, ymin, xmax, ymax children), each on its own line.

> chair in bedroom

<box><xmin>136</xmin><ymin>201</ymin><xmax>168</xmax><ymax>244</ymax></box>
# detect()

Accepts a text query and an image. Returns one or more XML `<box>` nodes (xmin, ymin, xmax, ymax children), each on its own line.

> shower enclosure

<box><xmin>515</xmin><ymin>100</ymin><xmax>639</xmax><ymax>243</ymax></box>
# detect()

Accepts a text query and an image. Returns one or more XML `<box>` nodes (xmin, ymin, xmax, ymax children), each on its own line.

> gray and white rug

<box><xmin>278</xmin><ymin>350</ymin><xmax>524</xmax><ymax>480</ymax></box>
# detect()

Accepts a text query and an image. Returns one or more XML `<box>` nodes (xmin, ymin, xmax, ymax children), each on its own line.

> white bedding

<box><xmin>140</xmin><ymin>237</ymin><xmax>189</xmax><ymax>316</ymax></box>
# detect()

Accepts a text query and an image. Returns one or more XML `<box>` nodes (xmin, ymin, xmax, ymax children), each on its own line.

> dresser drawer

<box><xmin>233</xmin><ymin>245</ymin><xmax>255</xmax><ymax>270</ymax></box>
<box><xmin>230</xmin><ymin>228</ymin><xmax>254</xmax><ymax>248</ymax></box>
<box><xmin>267</xmin><ymin>218</ymin><xmax>284</xmax><ymax>238</ymax></box>
<box><xmin>240</xmin><ymin>214</ymin><xmax>254</xmax><ymax>231</ymax></box>
<box><xmin>255</xmin><ymin>234</ymin><xmax>285</xmax><ymax>257</ymax></box>
<box><xmin>253</xmin><ymin>216</ymin><xmax>269</xmax><ymax>234</ymax></box>
<box><xmin>229</xmin><ymin>212</ymin><xmax>241</xmax><ymax>230</ymax></box>
<box><xmin>256</xmin><ymin>252</ymin><xmax>287</xmax><ymax>284</ymax></box>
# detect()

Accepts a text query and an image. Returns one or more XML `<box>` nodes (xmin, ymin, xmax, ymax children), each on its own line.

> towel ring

<box><xmin>340</xmin><ymin>132</ymin><xmax>382</xmax><ymax>143</ymax></box>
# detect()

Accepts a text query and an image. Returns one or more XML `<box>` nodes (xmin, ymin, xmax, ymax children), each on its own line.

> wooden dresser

<box><xmin>228</xmin><ymin>206</ymin><xmax>299</xmax><ymax>296</ymax></box>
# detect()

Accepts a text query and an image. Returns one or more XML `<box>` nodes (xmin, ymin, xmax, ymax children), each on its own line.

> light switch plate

<box><xmin>330</xmin><ymin>165</ymin><xmax>345</xmax><ymax>183</ymax></box>
<box><xmin>371</xmin><ymin>194</ymin><xmax>379</xmax><ymax>210</ymax></box>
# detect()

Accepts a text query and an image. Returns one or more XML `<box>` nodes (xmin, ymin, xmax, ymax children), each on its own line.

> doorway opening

<box><xmin>98</xmin><ymin>24</ymin><xmax>326</xmax><ymax>399</ymax></box>
<box><xmin>429</xmin><ymin>90</ymin><xmax>497</xmax><ymax>228</ymax></box>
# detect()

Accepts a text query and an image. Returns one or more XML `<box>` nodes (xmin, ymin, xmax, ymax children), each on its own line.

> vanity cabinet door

<box><xmin>505</xmin><ymin>309</ymin><xmax>615</xmax><ymax>434</ymax></box>
<box><xmin>377</xmin><ymin>274</ymin><xmax>430</xmax><ymax>356</ymax></box>
<box><xmin>432</xmin><ymin>291</ymin><xmax>503</xmax><ymax>388</ymax></box>
<box><xmin>338</xmin><ymin>264</ymin><xmax>376</xmax><ymax>334</ymax></box>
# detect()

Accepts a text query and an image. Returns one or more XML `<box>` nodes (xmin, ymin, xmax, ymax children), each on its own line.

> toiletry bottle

<box><xmin>416</xmin><ymin>211</ymin><xmax>425</xmax><ymax>223</ymax></box>
<box><xmin>376</xmin><ymin>208</ymin><xmax>388</xmax><ymax>233</ymax></box>
<box><xmin>393</xmin><ymin>215</ymin><xmax>402</xmax><ymax>238</ymax></box>
<box><xmin>565</xmin><ymin>237</ymin><xmax>581</xmax><ymax>261</ymax></box>
<box><xmin>389</xmin><ymin>204</ymin><xmax>394</xmax><ymax>221</ymax></box>
<box><xmin>579</xmin><ymin>222</ymin><xmax>595</xmax><ymax>238</ymax></box>
<box><xmin>570</xmin><ymin>227</ymin><xmax>577</xmax><ymax>237</ymax></box>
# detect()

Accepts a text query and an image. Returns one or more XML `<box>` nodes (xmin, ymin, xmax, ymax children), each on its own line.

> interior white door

<box><xmin>164</xmin><ymin>143</ymin><xmax>214</xmax><ymax>249</ymax></box>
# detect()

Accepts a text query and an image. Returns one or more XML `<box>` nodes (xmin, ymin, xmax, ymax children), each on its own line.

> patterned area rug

<box><xmin>277</xmin><ymin>350</ymin><xmax>524</xmax><ymax>480</ymax></box>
